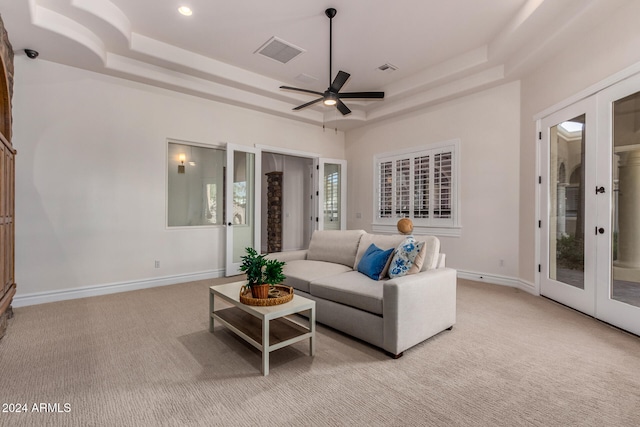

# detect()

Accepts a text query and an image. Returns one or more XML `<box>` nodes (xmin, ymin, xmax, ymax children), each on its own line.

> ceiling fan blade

<box><xmin>339</xmin><ymin>92</ymin><xmax>385</xmax><ymax>99</ymax></box>
<box><xmin>336</xmin><ymin>99</ymin><xmax>351</xmax><ymax>115</ymax></box>
<box><xmin>330</xmin><ymin>71</ymin><xmax>350</xmax><ymax>92</ymax></box>
<box><xmin>293</xmin><ymin>97</ymin><xmax>324</xmax><ymax>111</ymax></box>
<box><xmin>280</xmin><ymin>86</ymin><xmax>324</xmax><ymax>96</ymax></box>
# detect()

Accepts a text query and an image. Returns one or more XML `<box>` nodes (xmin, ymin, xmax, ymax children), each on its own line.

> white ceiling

<box><xmin>0</xmin><ymin>0</ymin><xmax>628</xmax><ymax>130</ymax></box>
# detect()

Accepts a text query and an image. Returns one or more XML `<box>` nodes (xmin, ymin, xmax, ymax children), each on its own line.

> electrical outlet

<box><xmin>155</xmin><ymin>260</ymin><xmax>160</xmax><ymax>268</ymax></box>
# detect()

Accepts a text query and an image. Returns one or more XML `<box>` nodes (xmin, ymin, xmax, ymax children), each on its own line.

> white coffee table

<box><xmin>209</xmin><ymin>281</ymin><xmax>316</xmax><ymax>376</ymax></box>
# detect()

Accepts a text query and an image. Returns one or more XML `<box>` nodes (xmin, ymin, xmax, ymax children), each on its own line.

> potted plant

<box><xmin>239</xmin><ymin>247</ymin><xmax>286</xmax><ymax>299</ymax></box>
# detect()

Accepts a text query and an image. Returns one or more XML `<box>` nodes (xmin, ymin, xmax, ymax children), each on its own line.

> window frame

<box><xmin>372</xmin><ymin>139</ymin><xmax>461</xmax><ymax>237</ymax></box>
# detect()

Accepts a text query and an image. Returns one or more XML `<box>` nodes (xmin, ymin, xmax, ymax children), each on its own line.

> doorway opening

<box><xmin>261</xmin><ymin>152</ymin><xmax>314</xmax><ymax>253</ymax></box>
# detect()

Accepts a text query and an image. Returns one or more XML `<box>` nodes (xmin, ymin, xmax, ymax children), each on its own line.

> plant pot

<box><xmin>251</xmin><ymin>284</ymin><xmax>270</xmax><ymax>299</ymax></box>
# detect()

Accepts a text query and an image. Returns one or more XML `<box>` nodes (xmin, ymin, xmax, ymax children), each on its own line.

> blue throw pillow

<box><xmin>357</xmin><ymin>243</ymin><xmax>395</xmax><ymax>280</ymax></box>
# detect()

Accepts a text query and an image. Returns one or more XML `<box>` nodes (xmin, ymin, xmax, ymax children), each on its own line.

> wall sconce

<box><xmin>178</xmin><ymin>153</ymin><xmax>186</xmax><ymax>174</ymax></box>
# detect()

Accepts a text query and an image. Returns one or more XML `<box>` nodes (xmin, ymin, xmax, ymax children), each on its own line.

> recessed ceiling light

<box><xmin>178</xmin><ymin>6</ymin><xmax>193</xmax><ymax>16</ymax></box>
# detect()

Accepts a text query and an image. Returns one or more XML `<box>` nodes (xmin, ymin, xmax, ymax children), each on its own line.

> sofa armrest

<box><xmin>382</xmin><ymin>267</ymin><xmax>456</xmax><ymax>355</ymax></box>
<box><xmin>264</xmin><ymin>249</ymin><xmax>308</xmax><ymax>262</ymax></box>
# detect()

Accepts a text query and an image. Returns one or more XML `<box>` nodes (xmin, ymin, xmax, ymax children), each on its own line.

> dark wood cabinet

<box><xmin>0</xmin><ymin>15</ymin><xmax>15</xmax><ymax>340</ymax></box>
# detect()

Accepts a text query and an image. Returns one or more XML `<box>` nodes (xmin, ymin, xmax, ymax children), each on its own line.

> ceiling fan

<box><xmin>280</xmin><ymin>8</ymin><xmax>384</xmax><ymax>116</ymax></box>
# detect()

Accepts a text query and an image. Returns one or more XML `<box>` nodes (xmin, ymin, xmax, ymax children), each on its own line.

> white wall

<box><xmin>12</xmin><ymin>58</ymin><xmax>344</xmax><ymax>298</ymax></box>
<box><xmin>346</xmin><ymin>81</ymin><xmax>521</xmax><ymax>280</ymax></box>
<box><xmin>518</xmin><ymin>0</ymin><xmax>640</xmax><ymax>284</ymax></box>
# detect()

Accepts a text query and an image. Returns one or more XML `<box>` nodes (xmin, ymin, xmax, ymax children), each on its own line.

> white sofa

<box><xmin>266</xmin><ymin>229</ymin><xmax>456</xmax><ymax>357</ymax></box>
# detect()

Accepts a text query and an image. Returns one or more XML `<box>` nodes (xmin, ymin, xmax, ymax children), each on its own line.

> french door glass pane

<box><xmin>323</xmin><ymin>163</ymin><xmax>341</xmax><ymax>230</ymax></box>
<box><xmin>549</xmin><ymin>115</ymin><xmax>586</xmax><ymax>289</ymax></box>
<box><xmin>612</xmin><ymin>91</ymin><xmax>640</xmax><ymax>308</ymax></box>
<box><xmin>231</xmin><ymin>151</ymin><xmax>255</xmax><ymax>263</ymax></box>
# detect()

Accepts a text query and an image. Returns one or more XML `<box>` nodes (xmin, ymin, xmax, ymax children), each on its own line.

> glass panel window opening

<box><xmin>167</xmin><ymin>141</ymin><xmax>225</xmax><ymax>227</ymax></box>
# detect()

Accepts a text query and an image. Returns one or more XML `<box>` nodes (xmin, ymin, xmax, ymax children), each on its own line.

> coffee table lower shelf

<box><xmin>214</xmin><ymin>307</ymin><xmax>311</xmax><ymax>352</ymax></box>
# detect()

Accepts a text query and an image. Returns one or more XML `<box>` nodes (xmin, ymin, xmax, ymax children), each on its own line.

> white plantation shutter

<box><xmin>433</xmin><ymin>151</ymin><xmax>452</xmax><ymax>219</ymax></box>
<box><xmin>378</xmin><ymin>161</ymin><xmax>393</xmax><ymax>218</ymax></box>
<box><xmin>414</xmin><ymin>155</ymin><xmax>429</xmax><ymax>219</ymax></box>
<box><xmin>324</xmin><ymin>171</ymin><xmax>339</xmax><ymax>221</ymax></box>
<box><xmin>375</xmin><ymin>140</ymin><xmax>458</xmax><ymax>231</ymax></box>
<box><xmin>395</xmin><ymin>158</ymin><xmax>411</xmax><ymax>218</ymax></box>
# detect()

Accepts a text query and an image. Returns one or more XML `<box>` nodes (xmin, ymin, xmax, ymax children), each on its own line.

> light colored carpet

<box><xmin>1</xmin><ymin>277</ymin><xmax>639</xmax><ymax>426</ymax></box>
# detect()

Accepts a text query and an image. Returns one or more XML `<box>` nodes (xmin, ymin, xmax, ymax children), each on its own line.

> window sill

<box><xmin>371</xmin><ymin>223</ymin><xmax>462</xmax><ymax>237</ymax></box>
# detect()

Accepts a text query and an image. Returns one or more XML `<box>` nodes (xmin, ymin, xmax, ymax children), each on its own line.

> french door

<box><xmin>540</xmin><ymin>98</ymin><xmax>598</xmax><ymax>316</ymax></box>
<box><xmin>315</xmin><ymin>158</ymin><xmax>347</xmax><ymax>231</ymax></box>
<box><xmin>595</xmin><ymin>72</ymin><xmax>640</xmax><ymax>335</ymax></box>
<box><xmin>225</xmin><ymin>144</ymin><xmax>261</xmax><ymax>276</ymax></box>
<box><xmin>540</xmin><ymin>73</ymin><xmax>640</xmax><ymax>335</ymax></box>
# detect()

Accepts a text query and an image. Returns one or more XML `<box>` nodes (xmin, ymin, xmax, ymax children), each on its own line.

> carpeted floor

<box><xmin>1</xmin><ymin>277</ymin><xmax>639</xmax><ymax>426</ymax></box>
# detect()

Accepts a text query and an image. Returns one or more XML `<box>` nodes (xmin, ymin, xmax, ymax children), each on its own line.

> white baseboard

<box><xmin>12</xmin><ymin>268</ymin><xmax>538</xmax><ymax>308</ymax></box>
<box><xmin>12</xmin><ymin>269</ymin><xmax>225</xmax><ymax>308</ymax></box>
<box><xmin>457</xmin><ymin>269</ymin><xmax>538</xmax><ymax>295</ymax></box>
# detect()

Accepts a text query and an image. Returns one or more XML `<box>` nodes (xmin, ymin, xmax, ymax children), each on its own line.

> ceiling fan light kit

<box><xmin>280</xmin><ymin>8</ymin><xmax>384</xmax><ymax>116</ymax></box>
<box><xmin>323</xmin><ymin>92</ymin><xmax>337</xmax><ymax>106</ymax></box>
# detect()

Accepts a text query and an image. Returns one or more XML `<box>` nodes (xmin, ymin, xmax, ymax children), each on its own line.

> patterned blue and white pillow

<box><xmin>388</xmin><ymin>236</ymin><xmax>425</xmax><ymax>279</ymax></box>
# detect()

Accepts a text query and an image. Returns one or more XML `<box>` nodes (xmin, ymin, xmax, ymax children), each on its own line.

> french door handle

<box><xmin>596</xmin><ymin>186</ymin><xmax>605</xmax><ymax>194</ymax></box>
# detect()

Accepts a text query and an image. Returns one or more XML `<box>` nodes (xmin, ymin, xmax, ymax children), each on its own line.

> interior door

<box><xmin>540</xmin><ymin>97</ymin><xmax>598</xmax><ymax>315</ymax></box>
<box><xmin>225</xmin><ymin>144</ymin><xmax>261</xmax><ymax>276</ymax></box>
<box><xmin>595</xmin><ymin>73</ymin><xmax>640</xmax><ymax>336</ymax></box>
<box><xmin>316</xmin><ymin>158</ymin><xmax>347</xmax><ymax>231</ymax></box>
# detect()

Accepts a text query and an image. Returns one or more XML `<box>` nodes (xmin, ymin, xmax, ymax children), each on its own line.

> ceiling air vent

<box><xmin>255</xmin><ymin>36</ymin><xmax>305</xmax><ymax>64</ymax></box>
<box><xmin>377</xmin><ymin>63</ymin><xmax>398</xmax><ymax>72</ymax></box>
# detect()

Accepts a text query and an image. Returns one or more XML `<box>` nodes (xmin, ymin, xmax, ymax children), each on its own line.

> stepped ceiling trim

<box><xmin>3</xmin><ymin>0</ymin><xmax>625</xmax><ymax>130</ymax></box>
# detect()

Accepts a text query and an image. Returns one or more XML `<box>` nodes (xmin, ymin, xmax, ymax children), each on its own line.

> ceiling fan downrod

<box><xmin>326</xmin><ymin>8</ymin><xmax>336</xmax><ymax>87</ymax></box>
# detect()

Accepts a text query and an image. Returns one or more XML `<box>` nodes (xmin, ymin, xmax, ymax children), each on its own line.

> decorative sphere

<box><xmin>397</xmin><ymin>218</ymin><xmax>413</xmax><ymax>235</ymax></box>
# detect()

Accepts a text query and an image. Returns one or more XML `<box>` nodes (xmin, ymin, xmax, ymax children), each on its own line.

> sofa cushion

<box><xmin>282</xmin><ymin>260</ymin><xmax>353</xmax><ymax>293</ymax></box>
<box><xmin>388</xmin><ymin>237</ymin><xmax>425</xmax><ymax>278</ymax></box>
<box><xmin>415</xmin><ymin>235</ymin><xmax>441</xmax><ymax>271</ymax></box>
<box><xmin>307</xmin><ymin>229</ymin><xmax>365</xmax><ymax>268</ymax></box>
<box><xmin>310</xmin><ymin>271</ymin><xmax>384</xmax><ymax>315</ymax></box>
<box><xmin>357</xmin><ymin>244</ymin><xmax>394</xmax><ymax>280</ymax></box>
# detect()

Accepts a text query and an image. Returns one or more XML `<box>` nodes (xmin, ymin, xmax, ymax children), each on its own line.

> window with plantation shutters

<box><xmin>374</xmin><ymin>140</ymin><xmax>460</xmax><ymax>236</ymax></box>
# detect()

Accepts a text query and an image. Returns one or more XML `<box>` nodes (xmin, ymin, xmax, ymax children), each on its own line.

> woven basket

<box><xmin>240</xmin><ymin>284</ymin><xmax>294</xmax><ymax>306</ymax></box>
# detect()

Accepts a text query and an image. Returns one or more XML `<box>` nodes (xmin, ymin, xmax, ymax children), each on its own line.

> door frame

<box><xmin>535</xmin><ymin>64</ymin><xmax>640</xmax><ymax>336</ymax></box>
<box><xmin>255</xmin><ymin>144</ymin><xmax>320</xmax><ymax>248</ymax></box>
